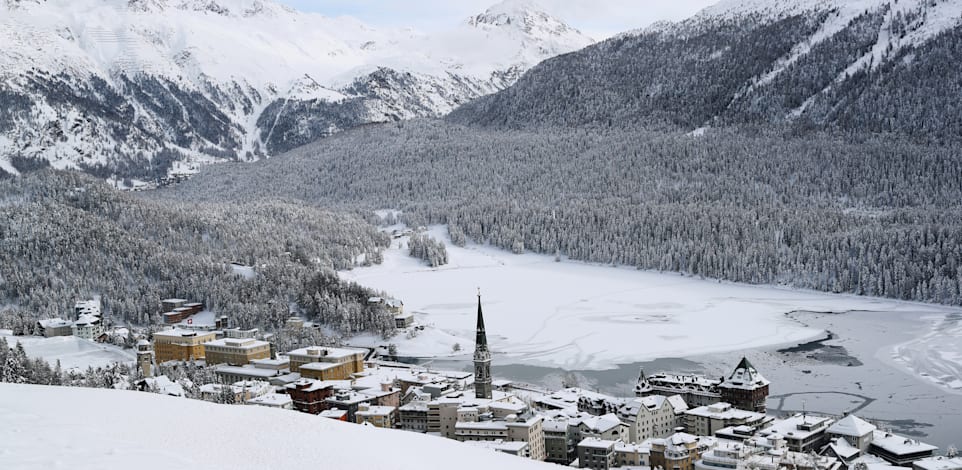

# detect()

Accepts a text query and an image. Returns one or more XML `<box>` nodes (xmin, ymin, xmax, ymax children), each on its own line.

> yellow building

<box><xmin>203</xmin><ymin>338</ymin><xmax>271</xmax><ymax>366</ymax></box>
<box><xmin>355</xmin><ymin>404</ymin><xmax>397</xmax><ymax>428</ymax></box>
<box><xmin>288</xmin><ymin>346</ymin><xmax>365</xmax><ymax>379</ymax></box>
<box><xmin>152</xmin><ymin>329</ymin><xmax>216</xmax><ymax>363</ymax></box>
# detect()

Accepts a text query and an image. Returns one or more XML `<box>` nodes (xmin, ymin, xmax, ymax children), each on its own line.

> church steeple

<box><xmin>473</xmin><ymin>291</ymin><xmax>492</xmax><ymax>399</ymax></box>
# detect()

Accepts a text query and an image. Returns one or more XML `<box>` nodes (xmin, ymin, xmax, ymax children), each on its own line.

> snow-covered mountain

<box><xmin>451</xmin><ymin>0</ymin><xmax>962</xmax><ymax>138</ymax></box>
<box><xmin>0</xmin><ymin>0</ymin><xmax>592</xmax><ymax>178</ymax></box>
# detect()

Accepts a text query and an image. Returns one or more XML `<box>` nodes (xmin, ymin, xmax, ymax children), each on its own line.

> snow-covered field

<box><xmin>0</xmin><ymin>383</ymin><xmax>551</xmax><ymax>470</ymax></box>
<box><xmin>0</xmin><ymin>330</ymin><xmax>135</xmax><ymax>370</ymax></box>
<box><xmin>342</xmin><ymin>225</ymin><xmax>955</xmax><ymax>370</ymax></box>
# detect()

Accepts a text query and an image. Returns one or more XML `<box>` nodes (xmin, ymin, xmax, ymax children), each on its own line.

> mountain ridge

<box><xmin>0</xmin><ymin>0</ymin><xmax>592</xmax><ymax>178</ymax></box>
<box><xmin>449</xmin><ymin>0</ymin><xmax>962</xmax><ymax>140</ymax></box>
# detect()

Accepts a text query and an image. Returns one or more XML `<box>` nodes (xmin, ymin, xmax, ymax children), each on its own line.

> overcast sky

<box><xmin>277</xmin><ymin>0</ymin><xmax>720</xmax><ymax>39</ymax></box>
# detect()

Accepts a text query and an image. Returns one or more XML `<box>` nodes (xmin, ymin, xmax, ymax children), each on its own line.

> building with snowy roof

<box><xmin>399</xmin><ymin>400</ymin><xmax>431</xmax><ymax>433</ymax></box>
<box><xmin>913</xmin><ymin>456</ymin><xmax>962</xmax><ymax>470</ymax></box>
<box><xmin>636</xmin><ymin>370</ymin><xmax>722</xmax><ymax>408</ymax></box>
<box><xmin>455</xmin><ymin>414</ymin><xmax>546</xmax><ymax>461</ymax></box>
<box><xmin>684</xmin><ymin>402</ymin><xmax>772</xmax><ymax>437</ymax></box>
<box><xmin>576</xmin><ymin>413</ymin><xmax>628</xmax><ymax>443</ymax></box>
<box><xmin>287</xmin><ymin>346</ymin><xmax>365</xmax><ymax>379</ymax></box>
<box><xmin>152</xmin><ymin>328</ymin><xmax>216</xmax><ymax>363</ymax></box>
<box><xmin>135</xmin><ymin>375</ymin><xmax>185</xmax><ymax>397</ymax></box>
<box><xmin>718</xmin><ymin>357</ymin><xmax>770</xmax><ymax>413</ymax></box>
<box><xmin>203</xmin><ymin>337</ymin><xmax>271</xmax><ymax>366</ymax></box>
<box><xmin>614</xmin><ymin>441</ymin><xmax>651</xmax><ymax>467</ymax></box>
<box><xmin>73</xmin><ymin>300</ymin><xmax>101</xmax><ymax>319</ymax></box>
<box><xmin>285</xmin><ymin>378</ymin><xmax>337</xmax><ymax>415</ymax></box>
<box><xmin>247</xmin><ymin>393</ymin><xmax>293</xmax><ymax>410</ymax></box>
<box><xmin>696</xmin><ymin>437</ymin><xmax>842</xmax><ymax>470</ymax></box>
<box><xmin>869</xmin><ymin>431</ymin><xmax>938</xmax><ymax>466</ymax></box>
<box><xmin>355</xmin><ymin>404</ymin><xmax>397</xmax><ymax>428</ymax></box>
<box><xmin>71</xmin><ymin>314</ymin><xmax>104</xmax><ymax>341</ymax></box>
<box><xmin>619</xmin><ymin>394</ymin><xmax>685</xmax><ymax>443</ymax></box>
<box><xmin>649</xmin><ymin>432</ymin><xmax>716</xmax><ymax>470</ymax></box>
<box><xmin>758</xmin><ymin>413</ymin><xmax>834</xmax><ymax>453</ymax></box>
<box><xmin>827</xmin><ymin>414</ymin><xmax>877</xmax><ymax>451</ymax></box>
<box><xmin>36</xmin><ymin>318</ymin><xmax>73</xmax><ymax>337</ymax></box>
<box><xmin>199</xmin><ymin>381</ymin><xmax>271</xmax><ymax>403</ymax></box>
<box><xmin>850</xmin><ymin>454</ymin><xmax>900</xmax><ymax>470</ymax></box>
<box><xmin>577</xmin><ymin>437</ymin><xmax>617</xmax><ymax>470</ymax></box>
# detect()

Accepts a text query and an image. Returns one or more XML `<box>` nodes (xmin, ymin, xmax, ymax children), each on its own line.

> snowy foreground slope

<box><xmin>0</xmin><ymin>383</ymin><xmax>551</xmax><ymax>470</ymax></box>
<box><xmin>344</xmin><ymin>226</ymin><xmax>962</xmax><ymax>370</ymax></box>
<box><xmin>0</xmin><ymin>0</ymin><xmax>592</xmax><ymax>176</ymax></box>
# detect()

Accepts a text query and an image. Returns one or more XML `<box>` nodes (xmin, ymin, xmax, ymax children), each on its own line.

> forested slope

<box><xmin>449</xmin><ymin>0</ymin><xmax>962</xmax><ymax>142</ymax></box>
<box><xmin>155</xmin><ymin>121</ymin><xmax>962</xmax><ymax>306</ymax></box>
<box><xmin>0</xmin><ymin>171</ymin><xmax>395</xmax><ymax>336</ymax></box>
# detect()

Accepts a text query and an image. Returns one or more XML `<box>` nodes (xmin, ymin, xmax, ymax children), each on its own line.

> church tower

<box><xmin>473</xmin><ymin>293</ymin><xmax>492</xmax><ymax>399</ymax></box>
<box><xmin>136</xmin><ymin>339</ymin><xmax>154</xmax><ymax>378</ymax></box>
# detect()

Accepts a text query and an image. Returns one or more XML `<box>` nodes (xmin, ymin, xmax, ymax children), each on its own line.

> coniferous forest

<box><xmin>153</xmin><ymin>121</ymin><xmax>962</xmax><ymax>308</ymax></box>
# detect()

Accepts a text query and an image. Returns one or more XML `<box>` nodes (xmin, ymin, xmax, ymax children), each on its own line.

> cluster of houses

<box><xmin>36</xmin><ymin>296</ymin><xmax>958</xmax><ymax>470</ymax></box>
<box><xmin>35</xmin><ymin>300</ymin><xmax>110</xmax><ymax>342</ymax></box>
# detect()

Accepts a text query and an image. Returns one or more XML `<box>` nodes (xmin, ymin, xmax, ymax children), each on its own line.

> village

<box><xmin>16</xmin><ymin>295</ymin><xmax>962</xmax><ymax>470</ymax></box>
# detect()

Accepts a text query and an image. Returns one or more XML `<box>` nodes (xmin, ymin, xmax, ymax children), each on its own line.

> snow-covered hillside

<box><xmin>0</xmin><ymin>0</ymin><xmax>592</xmax><ymax>177</ymax></box>
<box><xmin>0</xmin><ymin>382</ymin><xmax>553</xmax><ymax>469</ymax></box>
<box><xmin>452</xmin><ymin>0</ymin><xmax>962</xmax><ymax>135</ymax></box>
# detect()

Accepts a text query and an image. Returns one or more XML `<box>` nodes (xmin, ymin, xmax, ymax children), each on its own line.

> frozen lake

<box><xmin>343</xmin><ymin>225</ymin><xmax>956</xmax><ymax>370</ymax></box>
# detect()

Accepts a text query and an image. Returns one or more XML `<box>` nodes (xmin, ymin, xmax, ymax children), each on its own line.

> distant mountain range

<box><xmin>0</xmin><ymin>0</ymin><xmax>592</xmax><ymax>178</ymax></box>
<box><xmin>5</xmin><ymin>0</ymin><xmax>962</xmax><ymax>180</ymax></box>
<box><xmin>450</xmin><ymin>0</ymin><xmax>962</xmax><ymax>141</ymax></box>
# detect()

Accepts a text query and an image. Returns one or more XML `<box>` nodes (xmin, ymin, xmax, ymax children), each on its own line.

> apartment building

<box><xmin>152</xmin><ymin>328</ymin><xmax>216</xmax><ymax>363</ymax></box>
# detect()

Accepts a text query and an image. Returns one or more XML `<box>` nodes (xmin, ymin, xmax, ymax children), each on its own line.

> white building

<box><xmin>757</xmin><ymin>414</ymin><xmax>834</xmax><ymax>452</ymax></box>
<box><xmin>827</xmin><ymin>415</ymin><xmax>876</xmax><ymax>451</ymax></box>
<box><xmin>684</xmin><ymin>402</ymin><xmax>772</xmax><ymax>437</ymax></box>
<box><xmin>247</xmin><ymin>393</ymin><xmax>293</xmax><ymax>410</ymax></box>
<box><xmin>618</xmin><ymin>394</ymin><xmax>682</xmax><ymax>443</ymax></box>
<box><xmin>71</xmin><ymin>313</ymin><xmax>103</xmax><ymax>341</ymax></box>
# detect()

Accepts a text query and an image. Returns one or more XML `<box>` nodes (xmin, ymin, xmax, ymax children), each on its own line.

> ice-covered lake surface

<box><xmin>343</xmin><ymin>224</ymin><xmax>962</xmax><ymax>449</ymax></box>
<box><xmin>343</xmin><ymin>225</ymin><xmax>956</xmax><ymax>369</ymax></box>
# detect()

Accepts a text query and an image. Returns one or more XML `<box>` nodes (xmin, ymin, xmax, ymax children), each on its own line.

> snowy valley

<box><xmin>3</xmin><ymin>0</ymin><xmax>962</xmax><ymax>467</ymax></box>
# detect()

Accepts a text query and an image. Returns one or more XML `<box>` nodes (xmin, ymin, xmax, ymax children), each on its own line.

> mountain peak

<box><xmin>125</xmin><ymin>0</ymin><xmax>291</xmax><ymax>17</ymax></box>
<box><xmin>468</xmin><ymin>0</ymin><xmax>587</xmax><ymax>40</ymax></box>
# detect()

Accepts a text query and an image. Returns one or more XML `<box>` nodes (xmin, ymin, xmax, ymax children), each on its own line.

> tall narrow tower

<box><xmin>136</xmin><ymin>339</ymin><xmax>153</xmax><ymax>378</ymax></box>
<box><xmin>473</xmin><ymin>293</ymin><xmax>492</xmax><ymax>399</ymax></box>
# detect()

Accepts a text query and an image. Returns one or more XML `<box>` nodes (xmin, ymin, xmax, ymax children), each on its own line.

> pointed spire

<box><xmin>475</xmin><ymin>290</ymin><xmax>488</xmax><ymax>353</ymax></box>
<box><xmin>473</xmin><ymin>290</ymin><xmax>492</xmax><ymax>399</ymax></box>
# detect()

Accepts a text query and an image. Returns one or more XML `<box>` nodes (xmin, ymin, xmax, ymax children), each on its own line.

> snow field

<box><xmin>0</xmin><ymin>331</ymin><xmax>135</xmax><ymax>371</ymax></box>
<box><xmin>0</xmin><ymin>383</ymin><xmax>553</xmax><ymax>470</ymax></box>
